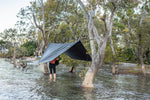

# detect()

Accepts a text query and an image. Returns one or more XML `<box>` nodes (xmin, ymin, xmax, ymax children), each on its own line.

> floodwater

<box><xmin>0</xmin><ymin>58</ymin><xmax>150</xmax><ymax>100</ymax></box>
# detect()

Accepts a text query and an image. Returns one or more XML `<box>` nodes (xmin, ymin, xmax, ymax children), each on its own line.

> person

<box><xmin>49</xmin><ymin>57</ymin><xmax>59</xmax><ymax>81</ymax></box>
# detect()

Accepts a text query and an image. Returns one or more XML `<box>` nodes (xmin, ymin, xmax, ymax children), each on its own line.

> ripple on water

<box><xmin>0</xmin><ymin>58</ymin><xmax>150</xmax><ymax>100</ymax></box>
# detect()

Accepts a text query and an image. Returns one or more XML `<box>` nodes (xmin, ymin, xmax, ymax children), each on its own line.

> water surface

<box><xmin>0</xmin><ymin>58</ymin><xmax>150</xmax><ymax>100</ymax></box>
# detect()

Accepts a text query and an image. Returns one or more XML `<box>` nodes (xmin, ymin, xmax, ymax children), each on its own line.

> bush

<box><xmin>21</xmin><ymin>41</ymin><xmax>37</xmax><ymax>56</ymax></box>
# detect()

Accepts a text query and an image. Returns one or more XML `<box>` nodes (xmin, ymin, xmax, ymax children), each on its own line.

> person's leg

<box><xmin>50</xmin><ymin>74</ymin><xmax>53</xmax><ymax>80</ymax></box>
<box><xmin>53</xmin><ymin>65</ymin><xmax>56</xmax><ymax>81</ymax></box>
<box><xmin>49</xmin><ymin>63</ymin><xmax>53</xmax><ymax>80</ymax></box>
<box><xmin>53</xmin><ymin>73</ymin><xmax>56</xmax><ymax>82</ymax></box>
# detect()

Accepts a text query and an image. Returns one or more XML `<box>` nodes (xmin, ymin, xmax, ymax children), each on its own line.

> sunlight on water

<box><xmin>0</xmin><ymin>58</ymin><xmax>150</xmax><ymax>100</ymax></box>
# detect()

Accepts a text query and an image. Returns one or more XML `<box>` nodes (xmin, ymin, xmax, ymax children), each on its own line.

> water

<box><xmin>0</xmin><ymin>58</ymin><xmax>150</xmax><ymax>100</ymax></box>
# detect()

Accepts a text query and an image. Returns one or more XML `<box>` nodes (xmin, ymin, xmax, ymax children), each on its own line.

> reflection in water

<box><xmin>141</xmin><ymin>77</ymin><xmax>146</xmax><ymax>91</ymax></box>
<box><xmin>34</xmin><ymin>72</ymin><xmax>87</xmax><ymax>100</ymax></box>
<box><xmin>0</xmin><ymin>58</ymin><xmax>150</xmax><ymax>100</ymax></box>
<box><xmin>0</xmin><ymin>58</ymin><xmax>42</xmax><ymax>99</ymax></box>
<box><xmin>95</xmin><ymin>67</ymin><xmax>150</xmax><ymax>100</ymax></box>
<box><xmin>82</xmin><ymin>87</ymin><xmax>95</xmax><ymax>100</ymax></box>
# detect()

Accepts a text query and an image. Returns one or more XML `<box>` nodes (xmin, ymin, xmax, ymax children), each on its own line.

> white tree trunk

<box><xmin>139</xmin><ymin>0</ymin><xmax>147</xmax><ymax>76</ymax></box>
<box><xmin>82</xmin><ymin>67</ymin><xmax>95</xmax><ymax>88</ymax></box>
<box><xmin>32</xmin><ymin>0</ymin><xmax>49</xmax><ymax>74</ymax></box>
<box><xmin>41</xmin><ymin>0</ymin><xmax>49</xmax><ymax>74</ymax></box>
<box><xmin>109</xmin><ymin>37</ymin><xmax>116</xmax><ymax>74</ymax></box>
<box><xmin>76</xmin><ymin>0</ymin><xmax>116</xmax><ymax>87</ymax></box>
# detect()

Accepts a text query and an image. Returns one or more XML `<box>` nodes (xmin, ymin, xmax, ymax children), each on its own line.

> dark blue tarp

<box><xmin>39</xmin><ymin>41</ymin><xmax>91</xmax><ymax>63</ymax></box>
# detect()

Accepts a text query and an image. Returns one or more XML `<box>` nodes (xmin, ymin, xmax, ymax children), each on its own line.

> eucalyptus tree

<box><xmin>16</xmin><ymin>5</ymin><xmax>37</xmax><ymax>43</ymax></box>
<box><xmin>111</xmin><ymin>1</ymin><xmax>140</xmax><ymax>63</ymax></box>
<box><xmin>1</xmin><ymin>28</ymin><xmax>18</xmax><ymax>62</ymax></box>
<box><xmin>35</xmin><ymin>0</ymin><xmax>49</xmax><ymax>74</ymax></box>
<box><xmin>34</xmin><ymin>0</ymin><xmax>76</xmax><ymax>74</ymax></box>
<box><xmin>41</xmin><ymin>0</ymin><xmax>89</xmax><ymax>73</ymax></box>
<box><xmin>56</xmin><ymin>0</ymin><xmax>89</xmax><ymax>72</ymax></box>
<box><xmin>17</xmin><ymin>0</ymin><xmax>63</xmax><ymax>74</ymax></box>
<box><xmin>108</xmin><ymin>0</ymin><xmax>144</xmax><ymax>74</ymax></box>
<box><xmin>137</xmin><ymin>0</ymin><xmax>148</xmax><ymax>76</ymax></box>
<box><xmin>1</xmin><ymin>28</ymin><xmax>17</xmax><ymax>42</ymax></box>
<box><xmin>115</xmin><ymin>0</ymin><xmax>150</xmax><ymax>75</ymax></box>
<box><xmin>75</xmin><ymin>0</ymin><xmax>122</xmax><ymax>87</ymax></box>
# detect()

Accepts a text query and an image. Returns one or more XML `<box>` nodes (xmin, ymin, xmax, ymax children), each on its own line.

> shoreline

<box><xmin>2</xmin><ymin>57</ymin><xmax>150</xmax><ymax>76</ymax></box>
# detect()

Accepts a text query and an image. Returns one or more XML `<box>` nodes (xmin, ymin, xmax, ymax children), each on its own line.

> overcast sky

<box><xmin>0</xmin><ymin>0</ymin><xmax>33</xmax><ymax>33</ymax></box>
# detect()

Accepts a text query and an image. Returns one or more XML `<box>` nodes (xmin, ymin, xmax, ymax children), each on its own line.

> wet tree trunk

<box><xmin>12</xmin><ymin>42</ymin><xmax>16</xmax><ymax>67</ymax></box>
<box><xmin>65</xmin><ymin>6</ymin><xmax>80</xmax><ymax>73</ymax></box>
<box><xmin>69</xmin><ymin>66</ymin><xmax>76</xmax><ymax>73</ymax></box>
<box><xmin>112</xmin><ymin>58</ymin><xmax>116</xmax><ymax>75</ymax></box>
<box><xmin>138</xmin><ymin>35</ymin><xmax>146</xmax><ymax>76</ymax></box>
<box><xmin>82</xmin><ymin>67</ymin><xmax>96</xmax><ymax>88</ymax></box>
<box><xmin>41</xmin><ymin>0</ymin><xmax>49</xmax><ymax>74</ymax></box>
<box><xmin>82</xmin><ymin>32</ymin><xmax>109</xmax><ymax>87</ymax></box>
<box><xmin>138</xmin><ymin>0</ymin><xmax>147</xmax><ymax>76</ymax></box>
<box><xmin>76</xmin><ymin>0</ymin><xmax>116</xmax><ymax>87</ymax></box>
<box><xmin>33</xmin><ymin>0</ymin><xmax>49</xmax><ymax>74</ymax></box>
<box><xmin>44</xmin><ymin>63</ymin><xmax>49</xmax><ymax>75</ymax></box>
<box><xmin>109</xmin><ymin>35</ymin><xmax>116</xmax><ymax>75</ymax></box>
<box><xmin>82</xmin><ymin>40</ymin><xmax>108</xmax><ymax>87</ymax></box>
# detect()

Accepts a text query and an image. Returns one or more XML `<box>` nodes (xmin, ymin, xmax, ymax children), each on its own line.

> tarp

<box><xmin>39</xmin><ymin>41</ymin><xmax>91</xmax><ymax>63</ymax></box>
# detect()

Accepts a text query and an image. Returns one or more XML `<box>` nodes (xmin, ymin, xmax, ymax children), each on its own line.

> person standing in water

<box><xmin>49</xmin><ymin>57</ymin><xmax>59</xmax><ymax>81</ymax></box>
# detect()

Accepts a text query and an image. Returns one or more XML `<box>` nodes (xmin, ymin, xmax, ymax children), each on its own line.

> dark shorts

<box><xmin>49</xmin><ymin>63</ymin><xmax>56</xmax><ymax>74</ymax></box>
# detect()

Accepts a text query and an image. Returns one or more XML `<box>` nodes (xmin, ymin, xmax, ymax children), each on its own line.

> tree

<box><xmin>1</xmin><ymin>28</ymin><xmax>18</xmax><ymax>58</ymax></box>
<box><xmin>114</xmin><ymin>0</ymin><xmax>150</xmax><ymax>75</ymax></box>
<box><xmin>138</xmin><ymin>0</ymin><xmax>147</xmax><ymax>76</ymax></box>
<box><xmin>21</xmin><ymin>41</ymin><xmax>37</xmax><ymax>56</ymax></box>
<box><xmin>59</xmin><ymin>0</ymin><xmax>89</xmax><ymax>72</ymax></box>
<box><xmin>76</xmin><ymin>0</ymin><xmax>118</xmax><ymax>87</ymax></box>
<box><xmin>31</xmin><ymin>0</ymin><xmax>73</xmax><ymax>74</ymax></box>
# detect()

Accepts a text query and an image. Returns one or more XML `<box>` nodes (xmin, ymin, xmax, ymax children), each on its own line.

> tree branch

<box><xmin>33</xmin><ymin>13</ymin><xmax>43</xmax><ymax>33</ymax></box>
<box><xmin>67</xmin><ymin>22</ymin><xmax>77</xmax><ymax>40</ymax></box>
<box><xmin>76</xmin><ymin>0</ymin><xmax>89</xmax><ymax>20</ymax></box>
<box><xmin>139</xmin><ymin>0</ymin><xmax>147</xmax><ymax>26</ymax></box>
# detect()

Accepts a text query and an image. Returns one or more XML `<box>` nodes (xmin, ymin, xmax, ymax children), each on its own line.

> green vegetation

<box><xmin>0</xmin><ymin>0</ymin><xmax>150</xmax><ymax>68</ymax></box>
<box><xmin>21</xmin><ymin>41</ymin><xmax>37</xmax><ymax>56</ymax></box>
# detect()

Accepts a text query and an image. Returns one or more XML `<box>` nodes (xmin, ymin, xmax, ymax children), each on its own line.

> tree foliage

<box><xmin>21</xmin><ymin>41</ymin><xmax>37</xmax><ymax>56</ymax></box>
<box><xmin>0</xmin><ymin>0</ymin><xmax>150</xmax><ymax>67</ymax></box>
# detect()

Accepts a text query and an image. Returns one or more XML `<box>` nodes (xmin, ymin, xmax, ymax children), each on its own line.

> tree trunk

<box><xmin>41</xmin><ymin>0</ymin><xmax>49</xmax><ymax>74</ymax></box>
<box><xmin>42</xmin><ymin>45</ymin><xmax>49</xmax><ymax>74</ymax></box>
<box><xmin>76</xmin><ymin>0</ymin><xmax>116</xmax><ymax>88</ymax></box>
<box><xmin>13</xmin><ymin>42</ymin><xmax>16</xmax><ymax>67</ymax></box>
<box><xmin>69</xmin><ymin>66</ymin><xmax>76</xmax><ymax>73</ymax></box>
<box><xmin>44</xmin><ymin>63</ymin><xmax>49</xmax><ymax>75</ymax></box>
<box><xmin>82</xmin><ymin>67</ymin><xmax>96</xmax><ymax>88</ymax></box>
<box><xmin>138</xmin><ymin>0</ymin><xmax>147</xmax><ymax>76</ymax></box>
<box><xmin>32</xmin><ymin>0</ymin><xmax>49</xmax><ymax>74</ymax></box>
<box><xmin>82</xmin><ymin>34</ymin><xmax>109</xmax><ymax>87</ymax></box>
<box><xmin>112</xmin><ymin>60</ymin><xmax>116</xmax><ymax>74</ymax></box>
<box><xmin>139</xmin><ymin>43</ymin><xmax>146</xmax><ymax>76</ymax></box>
<box><xmin>109</xmin><ymin>37</ymin><xmax>116</xmax><ymax>75</ymax></box>
<box><xmin>138</xmin><ymin>34</ymin><xmax>146</xmax><ymax>76</ymax></box>
<box><xmin>141</xmin><ymin>62</ymin><xmax>146</xmax><ymax>76</ymax></box>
